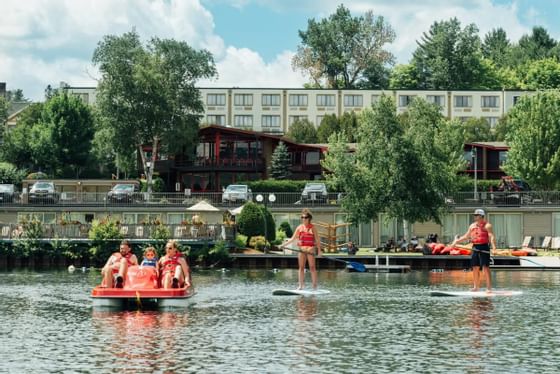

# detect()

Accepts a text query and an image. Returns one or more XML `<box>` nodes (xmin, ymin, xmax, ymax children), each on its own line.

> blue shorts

<box><xmin>471</xmin><ymin>244</ymin><xmax>491</xmax><ymax>267</ymax></box>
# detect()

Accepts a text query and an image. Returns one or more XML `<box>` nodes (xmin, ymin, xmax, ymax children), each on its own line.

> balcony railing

<box><xmin>0</xmin><ymin>223</ymin><xmax>234</xmax><ymax>241</ymax></box>
<box><xmin>4</xmin><ymin>191</ymin><xmax>560</xmax><ymax>208</ymax></box>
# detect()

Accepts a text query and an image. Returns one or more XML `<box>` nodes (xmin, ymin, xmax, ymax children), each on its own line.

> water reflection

<box><xmin>91</xmin><ymin>310</ymin><xmax>190</xmax><ymax>371</ymax></box>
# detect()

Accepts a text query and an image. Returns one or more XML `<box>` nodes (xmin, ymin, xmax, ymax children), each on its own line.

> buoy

<box><xmin>68</xmin><ymin>265</ymin><xmax>76</xmax><ymax>273</ymax></box>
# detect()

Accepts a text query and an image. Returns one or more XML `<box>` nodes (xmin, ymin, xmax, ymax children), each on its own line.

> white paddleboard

<box><xmin>272</xmin><ymin>289</ymin><xmax>330</xmax><ymax>296</ymax></box>
<box><xmin>430</xmin><ymin>290</ymin><xmax>523</xmax><ymax>297</ymax></box>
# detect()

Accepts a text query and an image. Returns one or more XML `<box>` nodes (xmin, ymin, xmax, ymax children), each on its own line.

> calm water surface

<box><xmin>1</xmin><ymin>268</ymin><xmax>559</xmax><ymax>373</ymax></box>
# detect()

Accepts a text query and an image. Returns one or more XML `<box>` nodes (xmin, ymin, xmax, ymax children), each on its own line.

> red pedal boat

<box><xmin>91</xmin><ymin>265</ymin><xmax>195</xmax><ymax>308</ymax></box>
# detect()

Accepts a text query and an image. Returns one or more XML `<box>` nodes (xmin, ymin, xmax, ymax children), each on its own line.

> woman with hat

<box><xmin>451</xmin><ymin>209</ymin><xmax>497</xmax><ymax>292</ymax></box>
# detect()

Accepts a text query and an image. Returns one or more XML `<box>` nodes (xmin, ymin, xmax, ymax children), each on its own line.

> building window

<box><xmin>289</xmin><ymin>115</ymin><xmax>308</xmax><ymax>125</ymax></box>
<box><xmin>344</xmin><ymin>95</ymin><xmax>363</xmax><ymax>107</ymax></box>
<box><xmin>207</xmin><ymin>115</ymin><xmax>225</xmax><ymax>126</ymax></box>
<box><xmin>289</xmin><ymin>94</ymin><xmax>308</xmax><ymax>107</ymax></box>
<box><xmin>481</xmin><ymin>96</ymin><xmax>499</xmax><ymax>108</ymax></box>
<box><xmin>454</xmin><ymin>95</ymin><xmax>472</xmax><ymax>108</ymax></box>
<box><xmin>306</xmin><ymin>152</ymin><xmax>320</xmax><ymax>165</ymax></box>
<box><xmin>398</xmin><ymin>95</ymin><xmax>415</xmax><ymax>107</ymax></box>
<box><xmin>316</xmin><ymin>94</ymin><xmax>335</xmax><ymax>107</ymax></box>
<box><xmin>262</xmin><ymin>94</ymin><xmax>280</xmax><ymax>106</ymax></box>
<box><xmin>207</xmin><ymin>93</ymin><xmax>226</xmax><ymax>106</ymax></box>
<box><xmin>458</xmin><ymin>116</ymin><xmax>471</xmax><ymax>122</ymax></box>
<box><xmin>371</xmin><ymin>95</ymin><xmax>380</xmax><ymax>104</ymax></box>
<box><xmin>234</xmin><ymin>115</ymin><xmax>253</xmax><ymax>128</ymax></box>
<box><xmin>261</xmin><ymin>115</ymin><xmax>281</xmax><ymax>128</ymax></box>
<box><xmin>234</xmin><ymin>94</ymin><xmax>253</xmax><ymax>106</ymax></box>
<box><xmin>485</xmin><ymin>117</ymin><xmax>499</xmax><ymax>129</ymax></box>
<box><xmin>499</xmin><ymin>151</ymin><xmax>507</xmax><ymax>166</ymax></box>
<box><xmin>427</xmin><ymin>95</ymin><xmax>445</xmax><ymax>106</ymax></box>
<box><xmin>513</xmin><ymin>96</ymin><xmax>521</xmax><ymax>105</ymax></box>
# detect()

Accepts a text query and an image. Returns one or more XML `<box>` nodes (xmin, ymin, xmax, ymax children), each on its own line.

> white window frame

<box><xmin>234</xmin><ymin>115</ymin><xmax>253</xmax><ymax>128</ymax></box>
<box><xmin>234</xmin><ymin>94</ymin><xmax>253</xmax><ymax>106</ymax></box>
<box><xmin>481</xmin><ymin>96</ymin><xmax>499</xmax><ymax>108</ymax></box>
<box><xmin>261</xmin><ymin>115</ymin><xmax>281</xmax><ymax>128</ymax></box>
<box><xmin>289</xmin><ymin>94</ymin><xmax>308</xmax><ymax>107</ymax></box>
<box><xmin>207</xmin><ymin>93</ymin><xmax>226</xmax><ymax>106</ymax></box>
<box><xmin>316</xmin><ymin>94</ymin><xmax>335</xmax><ymax>107</ymax></box>
<box><xmin>454</xmin><ymin>95</ymin><xmax>472</xmax><ymax>108</ymax></box>
<box><xmin>262</xmin><ymin>94</ymin><xmax>280</xmax><ymax>106</ymax></box>
<box><xmin>344</xmin><ymin>95</ymin><xmax>363</xmax><ymax>107</ymax></box>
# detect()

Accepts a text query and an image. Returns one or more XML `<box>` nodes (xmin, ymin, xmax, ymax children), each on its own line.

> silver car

<box><xmin>222</xmin><ymin>184</ymin><xmax>253</xmax><ymax>203</ymax></box>
<box><xmin>301</xmin><ymin>182</ymin><xmax>328</xmax><ymax>202</ymax></box>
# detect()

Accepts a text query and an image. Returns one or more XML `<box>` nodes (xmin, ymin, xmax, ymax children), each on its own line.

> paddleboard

<box><xmin>272</xmin><ymin>289</ymin><xmax>330</xmax><ymax>296</ymax></box>
<box><xmin>430</xmin><ymin>290</ymin><xmax>523</xmax><ymax>297</ymax></box>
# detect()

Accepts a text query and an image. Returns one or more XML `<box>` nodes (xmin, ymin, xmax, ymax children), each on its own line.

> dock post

<box><xmin>375</xmin><ymin>255</ymin><xmax>379</xmax><ymax>266</ymax></box>
<box><xmin>386</xmin><ymin>255</ymin><xmax>389</xmax><ymax>265</ymax></box>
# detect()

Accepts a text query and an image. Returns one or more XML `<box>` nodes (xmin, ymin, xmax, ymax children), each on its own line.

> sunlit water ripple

<box><xmin>0</xmin><ymin>268</ymin><xmax>559</xmax><ymax>373</ymax></box>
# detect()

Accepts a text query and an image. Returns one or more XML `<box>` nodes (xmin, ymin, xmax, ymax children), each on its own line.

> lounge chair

<box><xmin>539</xmin><ymin>236</ymin><xmax>552</xmax><ymax>251</ymax></box>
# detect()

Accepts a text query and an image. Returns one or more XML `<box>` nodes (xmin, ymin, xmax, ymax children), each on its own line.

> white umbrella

<box><xmin>229</xmin><ymin>205</ymin><xmax>244</xmax><ymax>215</ymax></box>
<box><xmin>186</xmin><ymin>200</ymin><xmax>220</xmax><ymax>212</ymax></box>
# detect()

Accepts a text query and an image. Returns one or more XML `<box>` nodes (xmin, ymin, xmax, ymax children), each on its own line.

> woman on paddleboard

<box><xmin>283</xmin><ymin>208</ymin><xmax>322</xmax><ymax>290</ymax></box>
<box><xmin>451</xmin><ymin>209</ymin><xmax>497</xmax><ymax>292</ymax></box>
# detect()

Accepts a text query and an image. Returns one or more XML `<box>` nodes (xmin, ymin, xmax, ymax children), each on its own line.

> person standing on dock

<box><xmin>282</xmin><ymin>208</ymin><xmax>322</xmax><ymax>290</ymax></box>
<box><xmin>101</xmin><ymin>240</ymin><xmax>138</xmax><ymax>288</ymax></box>
<box><xmin>451</xmin><ymin>209</ymin><xmax>497</xmax><ymax>292</ymax></box>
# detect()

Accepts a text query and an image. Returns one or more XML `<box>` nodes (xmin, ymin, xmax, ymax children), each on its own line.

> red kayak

<box><xmin>91</xmin><ymin>265</ymin><xmax>195</xmax><ymax>308</ymax></box>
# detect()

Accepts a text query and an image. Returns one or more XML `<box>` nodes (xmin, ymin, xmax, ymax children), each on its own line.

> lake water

<box><xmin>1</xmin><ymin>268</ymin><xmax>559</xmax><ymax>373</ymax></box>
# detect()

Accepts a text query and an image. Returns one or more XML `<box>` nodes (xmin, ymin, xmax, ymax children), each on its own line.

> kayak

<box><xmin>91</xmin><ymin>265</ymin><xmax>195</xmax><ymax>308</ymax></box>
<box><xmin>272</xmin><ymin>289</ymin><xmax>330</xmax><ymax>296</ymax></box>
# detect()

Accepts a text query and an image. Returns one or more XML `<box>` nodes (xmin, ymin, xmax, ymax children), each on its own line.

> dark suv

<box><xmin>490</xmin><ymin>177</ymin><xmax>532</xmax><ymax>205</ymax></box>
<box><xmin>107</xmin><ymin>183</ymin><xmax>140</xmax><ymax>203</ymax></box>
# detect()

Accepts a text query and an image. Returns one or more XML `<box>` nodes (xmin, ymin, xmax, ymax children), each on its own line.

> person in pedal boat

<box><xmin>283</xmin><ymin>208</ymin><xmax>322</xmax><ymax>290</ymax></box>
<box><xmin>101</xmin><ymin>240</ymin><xmax>138</xmax><ymax>288</ymax></box>
<box><xmin>158</xmin><ymin>240</ymin><xmax>191</xmax><ymax>289</ymax></box>
<box><xmin>451</xmin><ymin>209</ymin><xmax>497</xmax><ymax>292</ymax></box>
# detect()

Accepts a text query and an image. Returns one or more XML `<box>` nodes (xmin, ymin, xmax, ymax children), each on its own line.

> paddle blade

<box><xmin>349</xmin><ymin>261</ymin><xmax>366</xmax><ymax>272</ymax></box>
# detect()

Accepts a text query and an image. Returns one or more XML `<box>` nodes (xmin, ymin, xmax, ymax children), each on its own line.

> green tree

<box><xmin>356</xmin><ymin>61</ymin><xmax>391</xmax><ymax>89</ymax></box>
<box><xmin>460</xmin><ymin>117</ymin><xmax>494</xmax><ymax>143</ymax></box>
<box><xmin>292</xmin><ymin>4</ymin><xmax>395</xmax><ymax>88</ymax></box>
<box><xmin>412</xmin><ymin>18</ymin><xmax>485</xmax><ymax>89</ymax></box>
<box><xmin>0</xmin><ymin>162</ymin><xmax>26</xmax><ymax>185</ymax></box>
<box><xmin>482</xmin><ymin>28</ymin><xmax>511</xmax><ymax>68</ymax></box>
<box><xmin>504</xmin><ymin>91</ymin><xmax>560</xmax><ymax>190</ymax></box>
<box><xmin>339</xmin><ymin>111</ymin><xmax>359</xmax><ymax>142</ymax></box>
<box><xmin>317</xmin><ymin>114</ymin><xmax>339</xmax><ymax>143</ymax></box>
<box><xmin>323</xmin><ymin>95</ymin><xmax>460</xmax><ymax>226</ymax></box>
<box><xmin>0</xmin><ymin>96</ymin><xmax>7</xmax><ymax>125</ymax></box>
<box><xmin>286</xmin><ymin>119</ymin><xmax>318</xmax><ymax>143</ymax></box>
<box><xmin>508</xmin><ymin>26</ymin><xmax>557</xmax><ymax>67</ymax></box>
<box><xmin>42</xmin><ymin>93</ymin><xmax>95</xmax><ymax>177</ymax></box>
<box><xmin>269</xmin><ymin>141</ymin><xmax>291</xmax><ymax>180</ymax></box>
<box><xmin>5</xmin><ymin>89</ymin><xmax>27</xmax><ymax>102</ymax></box>
<box><xmin>521</xmin><ymin>58</ymin><xmax>560</xmax><ymax>89</ymax></box>
<box><xmin>92</xmin><ymin>30</ymin><xmax>216</xmax><ymax>193</ymax></box>
<box><xmin>389</xmin><ymin>64</ymin><xmax>420</xmax><ymax>89</ymax></box>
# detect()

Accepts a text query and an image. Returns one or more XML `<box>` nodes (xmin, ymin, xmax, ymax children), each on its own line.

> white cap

<box><xmin>474</xmin><ymin>209</ymin><xmax>485</xmax><ymax>216</ymax></box>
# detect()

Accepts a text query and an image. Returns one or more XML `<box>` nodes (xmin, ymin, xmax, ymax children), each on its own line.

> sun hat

<box><xmin>474</xmin><ymin>209</ymin><xmax>485</xmax><ymax>216</ymax></box>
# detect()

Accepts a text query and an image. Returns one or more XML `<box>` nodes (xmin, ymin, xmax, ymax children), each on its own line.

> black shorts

<box><xmin>471</xmin><ymin>244</ymin><xmax>491</xmax><ymax>267</ymax></box>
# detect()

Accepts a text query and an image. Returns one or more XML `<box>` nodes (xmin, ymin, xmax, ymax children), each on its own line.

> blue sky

<box><xmin>1</xmin><ymin>0</ymin><xmax>559</xmax><ymax>101</ymax></box>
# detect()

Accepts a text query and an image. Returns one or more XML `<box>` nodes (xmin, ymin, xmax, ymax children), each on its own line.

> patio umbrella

<box><xmin>186</xmin><ymin>200</ymin><xmax>220</xmax><ymax>212</ymax></box>
<box><xmin>229</xmin><ymin>205</ymin><xmax>245</xmax><ymax>215</ymax></box>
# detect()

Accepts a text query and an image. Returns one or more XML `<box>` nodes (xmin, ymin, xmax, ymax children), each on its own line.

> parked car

<box><xmin>0</xmin><ymin>184</ymin><xmax>18</xmax><ymax>203</ymax></box>
<box><xmin>222</xmin><ymin>184</ymin><xmax>253</xmax><ymax>203</ymax></box>
<box><xmin>28</xmin><ymin>181</ymin><xmax>59</xmax><ymax>203</ymax></box>
<box><xmin>301</xmin><ymin>182</ymin><xmax>328</xmax><ymax>202</ymax></box>
<box><xmin>107</xmin><ymin>183</ymin><xmax>140</xmax><ymax>203</ymax></box>
<box><xmin>490</xmin><ymin>176</ymin><xmax>532</xmax><ymax>205</ymax></box>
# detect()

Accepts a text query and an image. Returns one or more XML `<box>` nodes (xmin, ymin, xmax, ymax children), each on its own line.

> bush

<box><xmin>140</xmin><ymin>176</ymin><xmax>165</xmax><ymax>192</ymax></box>
<box><xmin>279</xmin><ymin>221</ymin><xmax>293</xmax><ymax>238</ymax></box>
<box><xmin>0</xmin><ymin>162</ymin><xmax>26</xmax><ymax>185</ymax></box>
<box><xmin>272</xmin><ymin>230</ymin><xmax>287</xmax><ymax>245</ymax></box>
<box><xmin>88</xmin><ymin>217</ymin><xmax>124</xmax><ymax>265</ymax></box>
<box><xmin>239</xmin><ymin>179</ymin><xmax>338</xmax><ymax>193</ymax></box>
<box><xmin>237</xmin><ymin>202</ymin><xmax>275</xmax><ymax>243</ymax></box>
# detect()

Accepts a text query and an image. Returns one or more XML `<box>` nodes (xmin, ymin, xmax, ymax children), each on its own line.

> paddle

<box><xmin>456</xmin><ymin>244</ymin><xmax>546</xmax><ymax>268</ymax></box>
<box><xmin>282</xmin><ymin>246</ymin><xmax>367</xmax><ymax>272</ymax></box>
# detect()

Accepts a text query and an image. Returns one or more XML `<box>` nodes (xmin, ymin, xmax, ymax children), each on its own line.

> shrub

<box><xmin>279</xmin><ymin>221</ymin><xmax>293</xmax><ymax>238</ymax></box>
<box><xmin>140</xmin><ymin>176</ymin><xmax>165</xmax><ymax>192</ymax></box>
<box><xmin>88</xmin><ymin>217</ymin><xmax>124</xmax><ymax>265</ymax></box>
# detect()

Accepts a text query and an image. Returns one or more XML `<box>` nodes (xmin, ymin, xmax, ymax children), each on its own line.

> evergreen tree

<box><xmin>286</xmin><ymin>119</ymin><xmax>318</xmax><ymax>143</ymax></box>
<box><xmin>269</xmin><ymin>141</ymin><xmax>291</xmax><ymax>180</ymax></box>
<box><xmin>317</xmin><ymin>114</ymin><xmax>339</xmax><ymax>143</ymax></box>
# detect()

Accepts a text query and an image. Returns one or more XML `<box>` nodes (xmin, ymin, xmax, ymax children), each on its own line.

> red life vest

<box><xmin>470</xmin><ymin>220</ymin><xmax>489</xmax><ymax>244</ymax></box>
<box><xmin>161</xmin><ymin>253</ymin><xmax>183</xmax><ymax>272</ymax></box>
<box><xmin>298</xmin><ymin>224</ymin><xmax>316</xmax><ymax>247</ymax></box>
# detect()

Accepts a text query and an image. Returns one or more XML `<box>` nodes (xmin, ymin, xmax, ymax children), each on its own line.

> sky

<box><xmin>1</xmin><ymin>0</ymin><xmax>559</xmax><ymax>102</ymax></box>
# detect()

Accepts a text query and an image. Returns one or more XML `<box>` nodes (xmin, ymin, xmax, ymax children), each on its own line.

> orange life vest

<box><xmin>470</xmin><ymin>220</ymin><xmax>489</xmax><ymax>244</ymax></box>
<box><xmin>111</xmin><ymin>252</ymin><xmax>134</xmax><ymax>273</ymax></box>
<box><xmin>161</xmin><ymin>253</ymin><xmax>183</xmax><ymax>273</ymax></box>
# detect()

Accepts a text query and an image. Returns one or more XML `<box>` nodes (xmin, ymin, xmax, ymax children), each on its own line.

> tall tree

<box><xmin>323</xmin><ymin>95</ymin><xmax>460</xmax><ymax>226</ymax></box>
<box><xmin>269</xmin><ymin>141</ymin><xmax>291</xmax><ymax>180</ymax></box>
<box><xmin>412</xmin><ymin>18</ymin><xmax>485</xmax><ymax>89</ymax></box>
<box><xmin>286</xmin><ymin>119</ymin><xmax>318</xmax><ymax>143</ymax></box>
<box><xmin>460</xmin><ymin>117</ymin><xmax>494</xmax><ymax>143</ymax></box>
<box><xmin>338</xmin><ymin>111</ymin><xmax>359</xmax><ymax>142</ymax></box>
<box><xmin>389</xmin><ymin>64</ymin><xmax>420</xmax><ymax>89</ymax></box>
<box><xmin>42</xmin><ymin>93</ymin><xmax>95</xmax><ymax>177</ymax></box>
<box><xmin>292</xmin><ymin>4</ymin><xmax>395</xmax><ymax>88</ymax></box>
<box><xmin>510</xmin><ymin>26</ymin><xmax>557</xmax><ymax>66</ymax></box>
<box><xmin>504</xmin><ymin>91</ymin><xmax>560</xmax><ymax>190</ymax></box>
<box><xmin>521</xmin><ymin>58</ymin><xmax>560</xmax><ymax>89</ymax></box>
<box><xmin>0</xmin><ymin>103</ymin><xmax>43</xmax><ymax>170</ymax></box>
<box><xmin>92</xmin><ymin>30</ymin><xmax>216</xmax><ymax>192</ymax></box>
<box><xmin>482</xmin><ymin>28</ymin><xmax>511</xmax><ymax>68</ymax></box>
<box><xmin>317</xmin><ymin>114</ymin><xmax>339</xmax><ymax>143</ymax></box>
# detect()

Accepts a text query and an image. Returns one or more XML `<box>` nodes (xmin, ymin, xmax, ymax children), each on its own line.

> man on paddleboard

<box><xmin>451</xmin><ymin>209</ymin><xmax>497</xmax><ymax>292</ymax></box>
